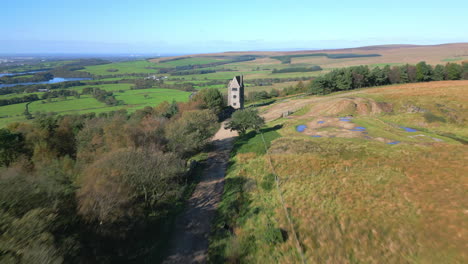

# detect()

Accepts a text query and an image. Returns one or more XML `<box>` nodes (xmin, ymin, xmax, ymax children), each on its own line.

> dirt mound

<box><xmin>299</xmin><ymin>117</ymin><xmax>367</xmax><ymax>139</ymax></box>
<box><xmin>304</xmin><ymin>97</ymin><xmax>392</xmax><ymax>117</ymax></box>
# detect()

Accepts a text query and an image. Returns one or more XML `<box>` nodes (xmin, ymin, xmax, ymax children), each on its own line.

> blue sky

<box><xmin>2</xmin><ymin>0</ymin><xmax>468</xmax><ymax>54</ymax></box>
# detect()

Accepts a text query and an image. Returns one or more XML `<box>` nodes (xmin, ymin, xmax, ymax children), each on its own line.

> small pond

<box><xmin>296</xmin><ymin>125</ymin><xmax>307</xmax><ymax>132</ymax></box>
<box><xmin>400</xmin><ymin>127</ymin><xmax>418</xmax><ymax>132</ymax></box>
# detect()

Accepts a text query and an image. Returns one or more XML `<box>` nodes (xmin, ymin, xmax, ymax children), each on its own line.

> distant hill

<box><xmin>150</xmin><ymin>43</ymin><xmax>468</xmax><ymax>67</ymax></box>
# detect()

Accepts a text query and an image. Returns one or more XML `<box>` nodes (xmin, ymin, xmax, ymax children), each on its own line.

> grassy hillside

<box><xmin>209</xmin><ymin>81</ymin><xmax>468</xmax><ymax>263</ymax></box>
<box><xmin>0</xmin><ymin>84</ymin><xmax>191</xmax><ymax>127</ymax></box>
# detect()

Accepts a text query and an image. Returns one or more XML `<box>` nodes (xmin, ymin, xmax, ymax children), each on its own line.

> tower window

<box><xmin>233</xmin><ymin>95</ymin><xmax>237</xmax><ymax>99</ymax></box>
<box><xmin>233</xmin><ymin>103</ymin><xmax>237</xmax><ymax>106</ymax></box>
<box><xmin>232</xmin><ymin>88</ymin><xmax>238</xmax><ymax>91</ymax></box>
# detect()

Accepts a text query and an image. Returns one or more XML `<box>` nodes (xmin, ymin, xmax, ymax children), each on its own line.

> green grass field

<box><xmin>114</xmin><ymin>88</ymin><xmax>191</xmax><ymax>105</ymax></box>
<box><xmin>0</xmin><ymin>87</ymin><xmax>191</xmax><ymax>127</ymax></box>
<box><xmin>81</xmin><ymin>60</ymin><xmax>158</xmax><ymax>75</ymax></box>
<box><xmin>67</xmin><ymin>83</ymin><xmax>134</xmax><ymax>92</ymax></box>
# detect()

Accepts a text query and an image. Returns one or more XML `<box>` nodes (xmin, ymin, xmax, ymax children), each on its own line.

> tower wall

<box><xmin>228</xmin><ymin>75</ymin><xmax>244</xmax><ymax>109</ymax></box>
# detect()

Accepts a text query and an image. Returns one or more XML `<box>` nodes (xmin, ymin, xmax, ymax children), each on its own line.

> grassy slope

<box><xmin>209</xmin><ymin>81</ymin><xmax>468</xmax><ymax>263</ymax></box>
<box><xmin>0</xmin><ymin>86</ymin><xmax>191</xmax><ymax>127</ymax></box>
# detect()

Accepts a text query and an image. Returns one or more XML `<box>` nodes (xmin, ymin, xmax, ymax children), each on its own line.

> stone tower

<box><xmin>228</xmin><ymin>75</ymin><xmax>244</xmax><ymax>109</ymax></box>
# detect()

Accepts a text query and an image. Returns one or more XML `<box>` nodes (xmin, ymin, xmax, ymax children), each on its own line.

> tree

<box><xmin>269</xmin><ymin>89</ymin><xmax>280</xmax><ymax>98</ymax></box>
<box><xmin>445</xmin><ymin>63</ymin><xmax>462</xmax><ymax>80</ymax></box>
<box><xmin>77</xmin><ymin>149</ymin><xmax>185</xmax><ymax>230</ymax></box>
<box><xmin>462</xmin><ymin>62</ymin><xmax>468</xmax><ymax>80</ymax></box>
<box><xmin>0</xmin><ymin>208</ymin><xmax>64</xmax><ymax>264</ymax></box>
<box><xmin>24</xmin><ymin>103</ymin><xmax>33</xmax><ymax>120</ymax></box>
<box><xmin>335</xmin><ymin>69</ymin><xmax>352</xmax><ymax>90</ymax></box>
<box><xmin>296</xmin><ymin>81</ymin><xmax>306</xmax><ymax>91</ymax></box>
<box><xmin>192</xmin><ymin>88</ymin><xmax>224</xmax><ymax>114</ymax></box>
<box><xmin>0</xmin><ymin>128</ymin><xmax>27</xmax><ymax>167</ymax></box>
<box><xmin>416</xmin><ymin>61</ymin><xmax>433</xmax><ymax>82</ymax></box>
<box><xmin>388</xmin><ymin>66</ymin><xmax>401</xmax><ymax>84</ymax></box>
<box><xmin>370</xmin><ymin>66</ymin><xmax>388</xmax><ymax>86</ymax></box>
<box><xmin>225</xmin><ymin>108</ymin><xmax>265</xmax><ymax>135</ymax></box>
<box><xmin>399</xmin><ymin>66</ymin><xmax>409</xmax><ymax>83</ymax></box>
<box><xmin>433</xmin><ymin>64</ymin><xmax>446</xmax><ymax>81</ymax></box>
<box><xmin>165</xmin><ymin>109</ymin><xmax>219</xmax><ymax>156</ymax></box>
<box><xmin>406</xmin><ymin>65</ymin><xmax>417</xmax><ymax>82</ymax></box>
<box><xmin>351</xmin><ymin>66</ymin><xmax>370</xmax><ymax>88</ymax></box>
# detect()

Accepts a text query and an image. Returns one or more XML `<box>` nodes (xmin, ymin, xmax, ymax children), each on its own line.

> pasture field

<box><xmin>69</xmin><ymin>83</ymin><xmax>134</xmax><ymax>92</ymax></box>
<box><xmin>0</xmin><ymin>87</ymin><xmax>191</xmax><ymax>127</ymax></box>
<box><xmin>114</xmin><ymin>88</ymin><xmax>190</xmax><ymax>105</ymax></box>
<box><xmin>208</xmin><ymin>81</ymin><xmax>468</xmax><ymax>263</ymax></box>
<box><xmin>153</xmin><ymin>57</ymin><xmax>228</xmax><ymax>67</ymax></box>
<box><xmin>81</xmin><ymin>60</ymin><xmax>158</xmax><ymax>75</ymax></box>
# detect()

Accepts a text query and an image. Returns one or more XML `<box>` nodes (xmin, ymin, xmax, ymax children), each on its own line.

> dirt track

<box><xmin>162</xmin><ymin>123</ymin><xmax>237</xmax><ymax>264</ymax></box>
<box><xmin>260</xmin><ymin>91</ymin><xmax>364</xmax><ymax>121</ymax></box>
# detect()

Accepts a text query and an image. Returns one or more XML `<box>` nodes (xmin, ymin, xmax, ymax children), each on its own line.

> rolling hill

<box><xmin>209</xmin><ymin>80</ymin><xmax>468</xmax><ymax>263</ymax></box>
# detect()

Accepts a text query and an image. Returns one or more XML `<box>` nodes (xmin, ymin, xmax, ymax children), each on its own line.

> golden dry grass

<box><xmin>152</xmin><ymin>43</ymin><xmax>468</xmax><ymax>67</ymax></box>
<box><xmin>260</xmin><ymin>80</ymin><xmax>468</xmax><ymax>122</ymax></box>
<box><xmin>219</xmin><ymin>137</ymin><xmax>467</xmax><ymax>263</ymax></box>
<box><xmin>211</xmin><ymin>80</ymin><xmax>468</xmax><ymax>263</ymax></box>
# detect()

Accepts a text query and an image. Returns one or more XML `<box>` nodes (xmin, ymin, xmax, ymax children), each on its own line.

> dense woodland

<box><xmin>0</xmin><ymin>88</ymin><xmax>225</xmax><ymax>263</ymax></box>
<box><xmin>272</xmin><ymin>66</ymin><xmax>322</xmax><ymax>74</ymax></box>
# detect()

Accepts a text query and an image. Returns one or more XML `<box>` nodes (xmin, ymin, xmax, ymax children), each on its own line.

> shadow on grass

<box><xmin>230</xmin><ymin>124</ymin><xmax>283</xmax><ymax>157</ymax></box>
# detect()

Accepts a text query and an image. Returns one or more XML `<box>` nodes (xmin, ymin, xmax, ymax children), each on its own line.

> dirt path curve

<box><xmin>162</xmin><ymin>122</ymin><xmax>238</xmax><ymax>264</ymax></box>
<box><xmin>260</xmin><ymin>90</ymin><xmax>366</xmax><ymax>122</ymax></box>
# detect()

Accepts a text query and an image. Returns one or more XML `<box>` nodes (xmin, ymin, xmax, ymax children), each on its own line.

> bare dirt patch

<box><xmin>298</xmin><ymin>97</ymin><xmax>393</xmax><ymax>118</ymax></box>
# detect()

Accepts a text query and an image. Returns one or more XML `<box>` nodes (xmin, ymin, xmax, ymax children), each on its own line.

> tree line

<box><xmin>310</xmin><ymin>62</ymin><xmax>468</xmax><ymax>95</ymax></box>
<box><xmin>246</xmin><ymin>80</ymin><xmax>309</xmax><ymax>102</ymax></box>
<box><xmin>170</xmin><ymin>69</ymin><xmax>216</xmax><ymax>76</ymax></box>
<box><xmin>0</xmin><ymin>88</ymin><xmax>226</xmax><ymax>263</ymax></box>
<box><xmin>82</xmin><ymin>87</ymin><xmax>123</xmax><ymax>106</ymax></box>
<box><xmin>271</xmin><ymin>53</ymin><xmax>381</xmax><ymax>64</ymax></box>
<box><xmin>272</xmin><ymin>66</ymin><xmax>322</xmax><ymax>74</ymax></box>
